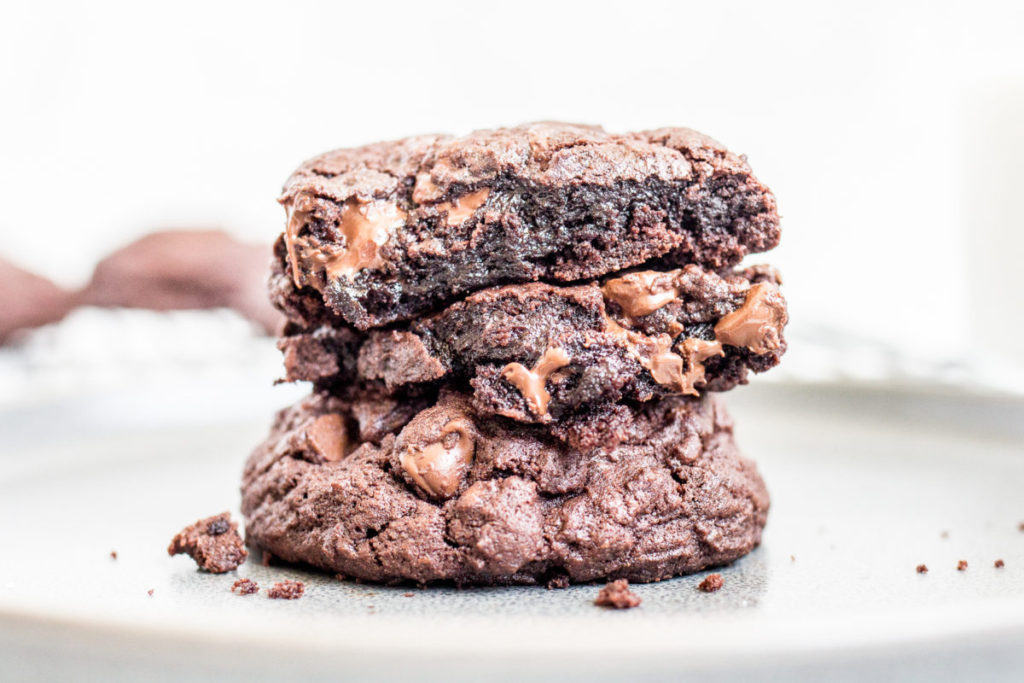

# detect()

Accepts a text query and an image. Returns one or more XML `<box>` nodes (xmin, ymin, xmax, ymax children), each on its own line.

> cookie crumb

<box><xmin>231</xmin><ymin>578</ymin><xmax>259</xmax><ymax>595</ymax></box>
<box><xmin>402</xmin><ymin>592</ymin><xmax>415</xmax><ymax>598</ymax></box>
<box><xmin>940</xmin><ymin>531</ymin><xmax>949</xmax><ymax>539</ymax></box>
<box><xmin>594</xmin><ymin>579</ymin><xmax>641</xmax><ymax>609</ymax></box>
<box><xmin>267</xmin><ymin>580</ymin><xmax>304</xmax><ymax>600</ymax></box>
<box><xmin>110</xmin><ymin>550</ymin><xmax>118</xmax><ymax>560</ymax></box>
<box><xmin>147</xmin><ymin>589</ymin><xmax>154</xmax><ymax>597</ymax></box>
<box><xmin>916</xmin><ymin>564</ymin><xmax>929</xmax><ymax>574</ymax></box>
<box><xmin>546</xmin><ymin>575</ymin><xmax>570</xmax><ymax>590</ymax></box>
<box><xmin>957</xmin><ymin>560</ymin><xmax>968</xmax><ymax>571</ymax></box>
<box><xmin>167</xmin><ymin>512</ymin><xmax>247</xmax><ymax>573</ymax></box>
<box><xmin>790</xmin><ymin>555</ymin><xmax>795</xmax><ymax>562</ymax></box>
<box><xmin>698</xmin><ymin>573</ymin><xmax>725</xmax><ymax>592</ymax></box>
<box><xmin>1018</xmin><ymin>522</ymin><xmax>1024</xmax><ymax>533</ymax></box>
<box><xmin>995</xmin><ymin>559</ymin><xmax>1005</xmax><ymax>569</ymax></box>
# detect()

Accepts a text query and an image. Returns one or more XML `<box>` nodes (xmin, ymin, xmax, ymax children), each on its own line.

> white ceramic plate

<box><xmin>1</xmin><ymin>383</ymin><xmax>1022</xmax><ymax>682</ymax></box>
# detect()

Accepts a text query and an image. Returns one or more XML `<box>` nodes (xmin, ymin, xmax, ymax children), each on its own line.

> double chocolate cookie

<box><xmin>242</xmin><ymin>389</ymin><xmax>768</xmax><ymax>585</ymax></box>
<box><xmin>0</xmin><ymin>256</ymin><xmax>76</xmax><ymax>343</ymax></box>
<box><xmin>82</xmin><ymin>230</ymin><xmax>282</xmax><ymax>333</ymax></box>
<box><xmin>279</xmin><ymin>122</ymin><xmax>779</xmax><ymax>330</ymax></box>
<box><xmin>275</xmin><ymin>245</ymin><xmax>787</xmax><ymax>422</ymax></box>
<box><xmin>243</xmin><ymin>122</ymin><xmax>782</xmax><ymax>586</ymax></box>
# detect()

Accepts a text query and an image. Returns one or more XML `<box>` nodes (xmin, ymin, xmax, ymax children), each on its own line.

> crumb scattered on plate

<box><xmin>698</xmin><ymin>573</ymin><xmax>725</xmax><ymax>592</ymax></box>
<box><xmin>167</xmin><ymin>512</ymin><xmax>247</xmax><ymax>573</ymax></box>
<box><xmin>546</xmin><ymin>575</ymin><xmax>570</xmax><ymax>590</ymax></box>
<box><xmin>916</xmin><ymin>564</ymin><xmax>929</xmax><ymax>574</ymax></box>
<box><xmin>267</xmin><ymin>580</ymin><xmax>304</xmax><ymax>600</ymax></box>
<box><xmin>957</xmin><ymin>560</ymin><xmax>968</xmax><ymax>571</ymax></box>
<box><xmin>594</xmin><ymin>579</ymin><xmax>641</xmax><ymax>609</ymax></box>
<box><xmin>231</xmin><ymin>578</ymin><xmax>259</xmax><ymax>595</ymax></box>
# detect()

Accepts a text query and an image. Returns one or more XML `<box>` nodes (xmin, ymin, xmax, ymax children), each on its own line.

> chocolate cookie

<box><xmin>0</xmin><ymin>256</ymin><xmax>76</xmax><ymax>343</ymax></box>
<box><xmin>241</xmin><ymin>389</ymin><xmax>768</xmax><ymax>585</ymax></box>
<box><xmin>276</xmin><ymin>248</ymin><xmax>787</xmax><ymax>421</ymax></box>
<box><xmin>81</xmin><ymin>230</ymin><xmax>282</xmax><ymax>333</ymax></box>
<box><xmin>279</xmin><ymin>122</ymin><xmax>780</xmax><ymax>330</ymax></box>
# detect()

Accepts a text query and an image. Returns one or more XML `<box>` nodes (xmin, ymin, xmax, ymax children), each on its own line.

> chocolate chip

<box><xmin>206</xmin><ymin>519</ymin><xmax>230</xmax><ymax>536</ymax></box>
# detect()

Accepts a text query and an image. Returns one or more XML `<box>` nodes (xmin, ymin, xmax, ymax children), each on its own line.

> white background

<box><xmin>2</xmin><ymin>0</ymin><xmax>1022</xmax><ymax>362</ymax></box>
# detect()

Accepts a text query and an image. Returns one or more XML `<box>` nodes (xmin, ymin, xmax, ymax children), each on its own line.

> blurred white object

<box><xmin>962</xmin><ymin>80</ymin><xmax>1024</xmax><ymax>367</ymax></box>
<box><xmin>0</xmin><ymin>308</ymin><xmax>304</xmax><ymax>420</ymax></box>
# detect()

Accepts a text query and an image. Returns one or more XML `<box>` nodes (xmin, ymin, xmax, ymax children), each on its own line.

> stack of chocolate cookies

<box><xmin>242</xmin><ymin>123</ymin><xmax>787</xmax><ymax>585</ymax></box>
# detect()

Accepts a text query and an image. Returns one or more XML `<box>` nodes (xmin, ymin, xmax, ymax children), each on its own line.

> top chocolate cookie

<box><xmin>280</xmin><ymin>122</ymin><xmax>780</xmax><ymax>330</ymax></box>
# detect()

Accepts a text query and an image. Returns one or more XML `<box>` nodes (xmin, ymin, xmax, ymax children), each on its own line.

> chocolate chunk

<box><xmin>713</xmin><ymin>282</ymin><xmax>787</xmax><ymax>354</ymax></box>
<box><xmin>267</xmin><ymin>580</ymin><xmax>304</xmax><ymax>599</ymax></box>
<box><xmin>167</xmin><ymin>512</ymin><xmax>247</xmax><ymax>573</ymax></box>
<box><xmin>206</xmin><ymin>519</ymin><xmax>229</xmax><ymax>536</ymax></box>
<box><xmin>399</xmin><ymin>417</ymin><xmax>475</xmax><ymax>499</ymax></box>
<box><xmin>595</xmin><ymin>580</ymin><xmax>642</xmax><ymax>609</ymax></box>
<box><xmin>500</xmin><ymin>347</ymin><xmax>571</xmax><ymax>418</ymax></box>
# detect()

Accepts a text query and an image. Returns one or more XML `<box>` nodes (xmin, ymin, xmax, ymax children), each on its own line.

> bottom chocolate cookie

<box><xmin>241</xmin><ymin>390</ymin><xmax>768</xmax><ymax>585</ymax></box>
